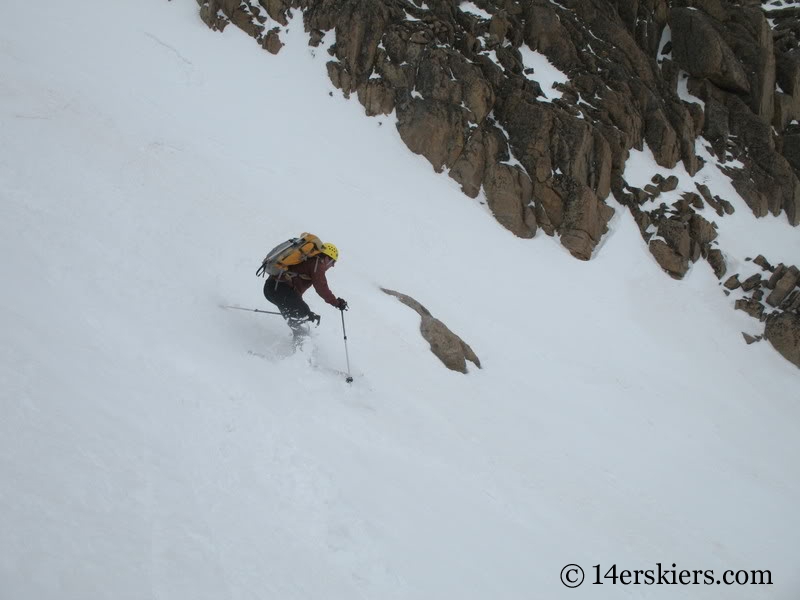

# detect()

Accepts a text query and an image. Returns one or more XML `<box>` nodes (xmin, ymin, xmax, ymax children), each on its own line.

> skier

<box><xmin>263</xmin><ymin>241</ymin><xmax>347</xmax><ymax>343</ymax></box>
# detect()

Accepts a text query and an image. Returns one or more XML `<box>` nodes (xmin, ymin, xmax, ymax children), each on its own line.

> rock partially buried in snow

<box><xmin>742</xmin><ymin>332</ymin><xmax>762</xmax><ymax>345</ymax></box>
<box><xmin>765</xmin><ymin>312</ymin><xmax>800</xmax><ymax>369</ymax></box>
<box><xmin>649</xmin><ymin>239</ymin><xmax>689</xmax><ymax>279</ymax></box>
<box><xmin>767</xmin><ymin>266</ymin><xmax>800</xmax><ymax>308</ymax></box>
<box><xmin>381</xmin><ymin>288</ymin><xmax>480</xmax><ymax>374</ymax></box>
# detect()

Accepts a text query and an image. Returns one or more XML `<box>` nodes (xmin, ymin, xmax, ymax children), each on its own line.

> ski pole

<box><xmin>221</xmin><ymin>305</ymin><xmax>282</xmax><ymax>316</ymax></box>
<box><xmin>340</xmin><ymin>310</ymin><xmax>353</xmax><ymax>383</ymax></box>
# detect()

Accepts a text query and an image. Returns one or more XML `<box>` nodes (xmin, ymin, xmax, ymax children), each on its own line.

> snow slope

<box><xmin>1</xmin><ymin>1</ymin><xmax>798</xmax><ymax>599</ymax></box>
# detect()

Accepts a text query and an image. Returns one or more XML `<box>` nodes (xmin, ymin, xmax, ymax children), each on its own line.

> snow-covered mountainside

<box><xmin>1</xmin><ymin>1</ymin><xmax>798</xmax><ymax>599</ymax></box>
<box><xmin>199</xmin><ymin>0</ymin><xmax>800</xmax><ymax>368</ymax></box>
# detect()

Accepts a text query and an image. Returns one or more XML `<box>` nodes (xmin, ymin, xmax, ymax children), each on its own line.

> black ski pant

<box><xmin>263</xmin><ymin>277</ymin><xmax>312</xmax><ymax>335</ymax></box>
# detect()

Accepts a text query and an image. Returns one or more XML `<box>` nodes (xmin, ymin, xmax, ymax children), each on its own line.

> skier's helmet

<box><xmin>321</xmin><ymin>242</ymin><xmax>339</xmax><ymax>261</ymax></box>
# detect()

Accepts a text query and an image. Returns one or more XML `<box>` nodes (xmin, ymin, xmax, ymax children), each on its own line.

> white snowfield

<box><xmin>1</xmin><ymin>1</ymin><xmax>798</xmax><ymax>599</ymax></box>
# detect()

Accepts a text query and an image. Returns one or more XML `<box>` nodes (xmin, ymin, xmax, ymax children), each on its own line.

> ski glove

<box><xmin>308</xmin><ymin>312</ymin><xmax>321</xmax><ymax>326</ymax></box>
<box><xmin>336</xmin><ymin>298</ymin><xmax>348</xmax><ymax>311</ymax></box>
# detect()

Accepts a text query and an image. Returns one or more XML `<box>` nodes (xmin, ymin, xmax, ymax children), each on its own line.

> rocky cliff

<box><xmin>195</xmin><ymin>0</ymin><xmax>800</xmax><ymax>368</ymax></box>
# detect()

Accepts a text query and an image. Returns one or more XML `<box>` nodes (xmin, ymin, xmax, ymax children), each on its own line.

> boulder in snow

<box><xmin>765</xmin><ymin>312</ymin><xmax>800</xmax><ymax>368</ymax></box>
<box><xmin>382</xmin><ymin>288</ymin><xmax>481</xmax><ymax>374</ymax></box>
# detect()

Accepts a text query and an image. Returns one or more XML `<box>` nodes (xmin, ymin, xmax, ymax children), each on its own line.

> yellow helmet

<box><xmin>321</xmin><ymin>242</ymin><xmax>339</xmax><ymax>261</ymax></box>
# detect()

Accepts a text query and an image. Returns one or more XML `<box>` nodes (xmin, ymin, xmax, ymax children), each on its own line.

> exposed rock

<box><xmin>724</xmin><ymin>97</ymin><xmax>800</xmax><ymax>225</ymax></box>
<box><xmin>628</xmin><ymin>203</ymin><xmax>651</xmax><ymax>237</ymax></box>
<box><xmin>775</xmin><ymin>47</ymin><xmax>800</xmax><ymax>99</ymax></box>
<box><xmin>628</xmin><ymin>186</ymin><xmax>649</xmax><ymax>205</ymax></box>
<box><xmin>766</xmin><ymin>266</ymin><xmax>800</xmax><ymax>307</ymax></box>
<box><xmin>695</xmin><ymin>182</ymin><xmax>724</xmax><ymax>216</ymax></box>
<box><xmin>767</xmin><ymin>264</ymin><xmax>788</xmax><ymax>289</ymax></box>
<box><xmin>559</xmin><ymin>183</ymin><xmax>614</xmax><ymax>260</ymax></box>
<box><xmin>644</xmin><ymin>183</ymin><xmax>661</xmax><ymax>198</ymax></box>
<box><xmin>707</xmin><ymin>248</ymin><xmax>727</xmax><ymax>279</ymax></box>
<box><xmin>703</xmin><ymin>97</ymin><xmax>730</xmax><ymax>148</ymax></box>
<box><xmin>784</xmin><ymin>290</ymin><xmax>800</xmax><ymax>313</ymax></box>
<box><xmin>326</xmin><ymin>61</ymin><xmax>352</xmax><ymax>95</ymax></box>
<box><xmin>326</xmin><ymin>0</ymin><xmax>389</xmax><ymax>94</ymax></box>
<box><xmin>718</xmin><ymin>196</ymin><xmax>735</xmax><ymax>215</ymax></box>
<box><xmin>417</xmin><ymin>49</ymin><xmax>494</xmax><ymax>124</ymax></box>
<box><xmin>396</xmin><ymin>98</ymin><xmax>467</xmax><ymax>173</ymax></box>
<box><xmin>688</xmin><ymin>213</ymin><xmax>718</xmax><ymax>246</ymax></box>
<box><xmin>742</xmin><ymin>332</ymin><xmax>761</xmax><ymax>345</ymax></box>
<box><xmin>523</xmin><ymin>2</ymin><xmax>579</xmax><ymax>70</ymax></box>
<box><xmin>753</xmin><ymin>254</ymin><xmax>773</xmax><ymax>271</ymax></box>
<box><xmin>262</xmin><ymin>27</ymin><xmax>283</xmax><ymax>54</ymax></box>
<box><xmin>682</xmin><ymin>191</ymin><xmax>705</xmax><ymax>210</ymax></box>
<box><xmin>724</xmin><ymin>275</ymin><xmax>741</xmax><ymax>290</ymax></box>
<box><xmin>449</xmin><ymin>126</ymin><xmax>494</xmax><ymax>198</ymax></box>
<box><xmin>765</xmin><ymin>311</ymin><xmax>800</xmax><ymax>368</ymax></box>
<box><xmin>670</xmin><ymin>8</ymin><xmax>750</xmax><ymax>95</ymax></box>
<box><xmin>672</xmin><ymin>197</ymin><xmax>693</xmax><ymax>218</ymax></box>
<box><xmin>356</xmin><ymin>80</ymin><xmax>394</xmax><ymax>116</ymax></box>
<box><xmin>735</xmin><ymin>298</ymin><xmax>765</xmax><ymax>320</ymax></box>
<box><xmin>784</xmin><ymin>134</ymin><xmax>800</xmax><ymax>174</ymax></box>
<box><xmin>657</xmin><ymin>218</ymin><xmax>691</xmax><ymax>259</ymax></box>
<box><xmin>199</xmin><ymin>0</ymin><xmax>230</xmax><ymax>31</ymax></box>
<box><xmin>774</xmin><ymin>93</ymin><xmax>797</xmax><ymax>132</ymax></box>
<box><xmin>741</xmin><ymin>274</ymin><xmax>763</xmax><ymax>292</ymax></box>
<box><xmin>262</xmin><ymin>0</ymin><xmax>289</xmax><ymax>25</ymax></box>
<box><xmin>483</xmin><ymin>163</ymin><xmax>537</xmax><ymax>238</ymax></box>
<box><xmin>197</xmin><ymin>0</ymin><xmax>798</xmax><ymax>240</ymax></box>
<box><xmin>660</xmin><ymin>175</ymin><xmax>679</xmax><ymax>192</ymax></box>
<box><xmin>449</xmin><ymin>125</ymin><xmax>505</xmax><ymax>198</ymax></box>
<box><xmin>533</xmin><ymin>181</ymin><xmax>563</xmax><ymax>236</ymax></box>
<box><xmin>381</xmin><ymin>288</ymin><xmax>480</xmax><ymax>374</ymax></box>
<box><xmin>650</xmin><ymin>239</ymin><xmax>689</xmax><ymax>279</ymax></box>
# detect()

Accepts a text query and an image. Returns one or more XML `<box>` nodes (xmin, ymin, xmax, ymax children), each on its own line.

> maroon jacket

<box><xmin>278</xmin><ymin>255</ymin><xmax>338</xmax><ymax>307</ymax></box>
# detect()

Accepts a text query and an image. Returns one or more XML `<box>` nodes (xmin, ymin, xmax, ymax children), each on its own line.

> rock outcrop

<box><xmin>382</xmin><ymin>288</ymin><xmax>480</xmax><ymax>374</ymax></box>
<box><xmin>765</xmin><ymin>311</ymin><xmax>800</xmax><ymax>368</ymax></box>
<box><xmin>195</xmin><ymin>0</ymin><xmax>799</xmax><ymax>231</ymax></box>
<box><xmin>722</xmin><ymin>255</ymin><xmax>800</xmax><ymax>368</ymax></box>
<box><xmin>619</xmin><ymin>176</ymin><xmax>725</xmax><ymax>281</ymax></box>
<box><xmin>671</xmin><ymin>8</ymin><xmax>750</xmax><ymax>96</ymax></box>
<box><xmin>194</xmin><ymin>0</ymin><xmax>800</xmax><ymax>369</ymax></box>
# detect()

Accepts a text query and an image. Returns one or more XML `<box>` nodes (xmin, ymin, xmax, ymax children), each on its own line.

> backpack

<box><xmin>256</xmin><ymin>233</ymin><xmax>323</xmax><ymax>278</ymax></box>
